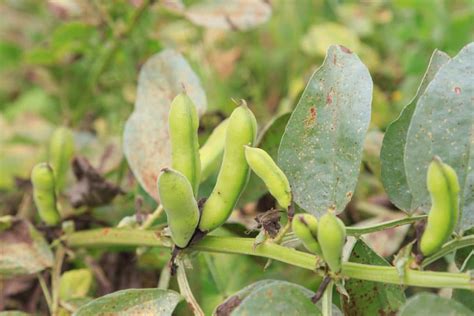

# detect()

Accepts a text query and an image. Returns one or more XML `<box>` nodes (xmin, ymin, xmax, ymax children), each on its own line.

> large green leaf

<box><xmin>123</xmin><ymin>49</ymin><xmax>207</xmax><ymax>201</ymax></box>
<box><xmin>342</xmin><ymin>240</ymin><xmax>405</xmax><ymax>315</ymax></box>
<box><xmin>239</xmin><ymin>113</ymin><xmax>291</xmax><ymax>205</ymax></box>
<box><xmin>453</xmin><ymin>251</ymin><xmax>474</xmax><ymax>311</ymax></box>
<box><xmin>215</xmin><ymin>280</ymin><xmax>321</xmax><ymax>316</ymax></box>
<box><xmin>381</xmin><ymin>50</ymin><xmax>450</xmax><ymax>212</ymax></box>
<box><xmin>73</xmin><ymin>288</ymin><xmax>182</xmax><ymax>316</ymax></box>
<box><xmin>404</xmin><ymin>42</ymin><xmax>474</xmax><ymax>230</ymax></box>
<box><xmin>0</xmin><ymin>219</ymin><xmax>53</xmax><ymax>277</ymax></box>
<box><xmin>278</xmin><ymin>45</ymin><xmax>372</xmax><ymax>215</ymax></box>
<box><xmin>398</xmin><ymin>293</ymin><xmax>472</xmax><ymax>316</ymax></box>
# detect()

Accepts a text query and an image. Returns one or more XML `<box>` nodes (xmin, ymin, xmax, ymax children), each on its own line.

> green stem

<box><xmin>66</xmin><ymin>229</ymin><xmax>474</xmax><ymax>290</ymax></box>
<box><xmin>37</xmin><ymin>273</ymin><xmax>53</xmax><ymax>313</ymax></box>
<box><xmin>322</xmin><ymin>281</ymin><xmax>333</xmax><ymax>316</ymax></box>
<box><xmin>51</xmin><ymin>244</ymin><xmax>65</xmax><ymax>316</ymax></box>
<box><xmin>177</xmin><ymin>258</ymin><xmax>205</xmax><ymax>316</ymax></box>
<box><xmin>346</xmin><ymin>214</ymin><xmax>427</xmax><ymax>236</ymax></box>
<box><xmin>140</xmin><ymin>205</ymin><xmax>164</xmax><ymax>230</ymax></box>
<box><xmin>422</xmin><ymin>235</ymin><xmax>474</xmax><ymax>268</ymax></box>
<box><xmin>157</xmin><ymin>265</ymin><xmax>171</xmax><ymax>290</ymax></box>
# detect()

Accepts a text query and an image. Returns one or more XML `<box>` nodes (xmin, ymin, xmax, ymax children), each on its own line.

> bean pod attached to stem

<box><xmin>244</xmin><ymin>146</ymin><xmax>291</xmax><ymax>210</ymax></box>
<box><xmin>199</xmin><ymin>102</ymin><xmax>257</xmax><ymax>232</ymax></box>
<box><xmin>49</xmin><ymin>127</ymin><xmax>74</xmax><ymax>192</ymax></box>
<box><xmin>292</xmin><ymin>213</ymin><xmax>321</xmax><ymax>255</ymax></box>
<box><xmin>157</xmin><ymin>168</ymin><xmax>200</xmax><ymax>248</ymax></box>
<box><xmin>317</xmin><ymin>212</ymin><xmax>346</xmax><ymax>273</ymax></box>
<box><xmin>31</xmin><ymin>163</ymin><xmax>61</xmax><ymax>226</ymax></box>
<box><xmin>419</xmin><ymin>157</ymin><xmax>460</xmax><ymax>257</ymax></box>
<box><xmin>169</xmin><ymin>93</ymin><xmax>201</xmax><ymax>195</ymax></box>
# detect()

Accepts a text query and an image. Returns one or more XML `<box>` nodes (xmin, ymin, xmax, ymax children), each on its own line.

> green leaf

<box><xmin>404</xmin><ymin>43</ymin><xmax>474</xmax><ymax>230</ymax></box>
<box><xmin>239</xmin><ymin>113</ymin><xmax>291</xmax><ymax>205</ymax></box>
<box><xmin>0</xmin><ymin>219</ymin><xmax>53</xmax><ymax>277</ymax></box>
<box><xmin>398</xmin><ymin>293</ymin><xmax>472</xmax><ymax>316</ymax></box>
<box><xmin>453</xmin><ymin>251</ymin><xmax>474</xmax><ymax>311</ymax></box>
<box><xmin>59</xmin><ymin>269</ymin><xmax>94</xmax><ymax>301</ymax></box>
<box><xmin>73</xmin><ymin>288</ymin><xmax>182</xmax><ymax>316</ymax></box>
<box><xmin>215</xmin><ymin>280</ymin><xmax>321</xmax><ymax>316</ymax></box>
<box><xmin>278</xmin><ymin>45</ymin><xmax>372</xmax><ymax>215</ymax></box>
<box><xmin>341</xmin><ymin>240</ymin><xmax>405</xmax><ymax>315</ymax></box>
<box><xmin>381</xmin><ymin>49</ymin><xmax>450</xmax><ymax>212</ymax></box>
<box><xmin>123</xmin><ymin>49</ymin><xmax>207</xmax><ymax>201</ymax></box>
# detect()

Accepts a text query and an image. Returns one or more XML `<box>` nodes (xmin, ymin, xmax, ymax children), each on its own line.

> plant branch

<box><xmin>346</xmin><ymin>214</ymin><xmax>427</xmax><ymax>236</ymax></box>
<box><xmin>422</xmin><ymin>235</ymin><xmax>474</xmax><ymax>268</ymax></box>
<box><xmin>176</xmin><ymin>259</ymin><xmax>205</xmax><ymax>316</ymax></box>
<box><xmin>321</xmin><ymin>280</ymin><xmax>333</xmax><ymax>316</ymax></box>
<box><xmin>140</xmin><ymin>205</ymin><xmax>164</xmax><ymax>230</ymax></box>
<box><xmin>51</xmin><ymin>244</ymin><xmax>65</xmax><ymax>316</ymax></box>
<box><xmin>37</xmin><ymin>273</ymin><xmax>52</xmax><ymax>313</ymax></box>
<box><xmin>66</xmin><ymin>228</ymin><xmax>474</xmax><ymax>290</ymax></box>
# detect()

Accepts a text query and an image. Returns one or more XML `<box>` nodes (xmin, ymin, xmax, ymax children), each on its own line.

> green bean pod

<box><xmin>199</xmin><ymin>119</ymin><xmax>229</xmax><ymax>182</ymax></box>
<box><xmin>244</xmin><ymin>146</ymin><xmax>291</xmax><ymax>210</ymax></box>
<box><xmin>199</xmin><ymin>103</ymin><xmax>257</xmax><ymax>232</ymax></box>
<box><xmin>31</xmin><ymin>163</ymin><xmax>61</xmax><ymax>226</ymax></box>
<box><xmin>49</xmin><ymin>127</ymin><xmax>74</xmax><ymax>192</ymax></box>
<box><xmin>157</xmin><ymin>168</ymin><xmax>200</xmax><ymax>248</ymax></box>
<box><xmin>317</xmin><ymin>212</ymin><xmax>346</xmax><ymax>273</ymax></box>
<box><xmin>292</xmin><ymin>214</ymin><xmax>321</xmax><ymax>255</ymax></box>
<box><xmin>169</xmin><ymin>93</ymin><xmax>201</xmax><ymax>195</ymax></box>
<box><xmin>419</xmin><ymin>157</ymin><xmax>460</xmax><ymax>256</ymax></box>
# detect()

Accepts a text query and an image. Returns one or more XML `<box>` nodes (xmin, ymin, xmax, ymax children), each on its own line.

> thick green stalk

<box><xmin>66</xmin><ymin>229</ymin><xmax>474</xmax><ymax>290</ymax></box>
<box><xmin>422</xmin><ymin>235</ymin><xmax>474</xmax><ymax>267</ymax></box>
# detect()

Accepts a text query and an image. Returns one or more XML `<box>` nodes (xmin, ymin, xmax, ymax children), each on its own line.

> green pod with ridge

<box><xmin>420</xmin><ymin>157</ymin><xmax>460</xmax><ymax>256</ymax></box>
<box><xmin>31</xmin><ymin>163</ymin><xmax>61</xmax><ymax>226</ymax></box>
<box><xmin>199</xmin><ymin>119</ymin><xmax>229</xmax><ymax>182</ymax></box>
<box><xmin>49</xmin><ymin>127</ymin><xmax>74</xmax><ymax>192</ymax></box>
<box><xmin>292</xmin><ymin>213</ymin><xmax>321</xmax><ymax>255</ymax></box>
<box><xmin>317</xmin><ymin>212</ymin><xmax>346</xmax><ymax>273</ymax></box>
<box><xmin>157</xmin><ymin>168</ymin><xmax>200</xmax><ymax>248</ymax></box>
<box><xmin>244</xmin><ymin>146</ymin><xmax>291</xmax><ymax>210</ymax></box>
<box><xmin>199</xmin><ymin>103</ymin><xmax>257</xmax><ymax>232</ymax></box>
<box><xmin>169</xmin><ymin>93</ymin><xmax>201</xmax><ymax>195</ymax></box>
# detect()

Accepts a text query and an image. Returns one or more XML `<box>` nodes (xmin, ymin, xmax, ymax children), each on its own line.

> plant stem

<box><xmin>141</xmin><ymin>205</ymin><xmax>164</xmax><ymax>230</ymax></box>
<box><xmin>37</xmin><ymin>273</ymin><xmax>52</xmax><ymax>313</ymax></box>
<box><xmin>51</xmin><ymin>244</ymin><xmax>65</xmax><ymax>316</ymax></box>
<box><xmin>176</xmin><ymin>259</ymin><xmax>205</xmax><ymax>316</ymax></box>
<box><xmin>346</xmin><ymin>214</ymin><xmax>427</xmax><ymax>236</ymax></box>
<box><xmin>158</xmin><ymin>265</ymin><xmax>171</xmax><ymax>290</ymax></box>
<box><xmin>422</xmin><ymin>235</ymin><xmax>474</xmax><ymax>268</ymax></box>
<box><xmin>66</xmin><ymin>229</ymin><xmax>474</xmax><ymax>290</ymax></box>
<box><xmin>322</xmin><ymin>281</ymin><xmax>333</xmax><ymax>316</ymax></box>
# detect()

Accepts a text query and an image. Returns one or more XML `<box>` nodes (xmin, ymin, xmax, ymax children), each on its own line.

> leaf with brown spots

<box><xmin>0</xmin><ymin>219</ymin><xmax>53</xmax><ymax>278</ymax></box>
<box><xmin>279</xmin><ymin>45</ymin><xmax>372</xmax><ymax>216</ymax></box>
<box><xmin>342</xmin><ymin>240</ymin><xmax>405</xmax><ymax>316</ymax></box>
<box><xmin>404</xmin><ymin>42</ymin><xmax>474</xmax><ymax>230</ymax></box>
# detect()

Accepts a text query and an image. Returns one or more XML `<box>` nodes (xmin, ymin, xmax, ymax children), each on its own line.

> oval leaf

<box><xmin>73</xmin><ymin>288</ymin><xmax>182</xmax><ymax>316</ymax></box>
<box><xmin>398</xmin><ymin>293</ymin><xmax>472</xmax><ymax>316</ymax></box>
<box><xmin>342</xmin><ymin>240</ymin><xmax>405</xmax><ymax>315</ymax></box>
<box><xmin>215</xmin><ymin>280</ymin><xmax>321</xmax><ymax>316</ymax></box>
<box><xmin>404</xmin><ymin>42</ymin><xmax>473</xmax><ymax>230</ymax></box>
<box><xmin>123</xmin><ymin>49</ymin><xmax>207</xmax><ymax>201</ymax></box>
<box><xmin>381</xmin><ymin>50</ymin><xmax>450</xmax><ymax>212</ymax></box>
<box><xmin>0</xmin><ymin>219</ymin><xmax>53</xmax><ymax>277</ymax></box>
<box><xmin>185</xmin><ymin>0</ymin><xmax>272</xmax><ymax>31</ymax></box>
<box><xmin>278</xmin><ymin>45</ymin><xmax>372</xmax><ymax>215</ymax></box>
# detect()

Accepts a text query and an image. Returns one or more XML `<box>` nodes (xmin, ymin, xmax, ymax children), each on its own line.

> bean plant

<box><xmin>1</xmin><ymin>5</ymin><xmax>473</xmax><ymax>314</ymax></box>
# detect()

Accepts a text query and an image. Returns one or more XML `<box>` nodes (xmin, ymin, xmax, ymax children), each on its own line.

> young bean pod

<box><xmin>244</xmin><ymin>146</ymin><xmax>291</xmax><ymax>210</ymax></box>
<box><xmin>419</xmin><ymin>157</ymin><xmax>460</xmax><ymax>256</ymax></box>
<box><xmin>292</xmin><ymin>213</ymin><xmax>321</xmax><ymax>254</ymax></box>
<box><xmin>31</xmin><ymin>163</ymin><xmax>61</xmax><ymax>226</ymax></box>
<box><xmin>49</xmin><ymin>127</ymin><xmax>74</xmax><ymax>192</ymax></box>
<box><xmin>199</xmin><ymin>119</ymin><xmax>229</xmax><ymax>182</ymax></box>
<box><xmin>169</xmin><ymin>93</ymin><xmax>201</xmax><ymax>195</ymax></box>
<box><xmin>199</xmin><ymin>103</ymin><xmax>257</xmax><ymax>232</ymax></box>
<box><xmin>317</xmin><ymin>212</ymin><xmax>346</xmax><ymax>273</ymax></box>
<box><xmin>157</xmin><ymin>168</ymin><xmax>200</xmax><ymax>248</ymax></box>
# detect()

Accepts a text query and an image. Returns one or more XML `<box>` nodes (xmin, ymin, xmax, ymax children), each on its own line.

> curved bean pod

<box><xmin>317</xmin><ymin>212</ymin><xmax>346</xmax><ymax>273</ymax></box>
<box><xmin>292</xmin><ymin>213</ymin><xmax>321</xmax><ymax>254</ymax></box>
<box><xmin>199</xmin><ymin>119</ymin><xmax>229</xmax><ymax>182</ymax></box>
<box><xmin>31</xmin><ymin>163</ymin><xmax>61</xmax><ymax>226</ymax></box>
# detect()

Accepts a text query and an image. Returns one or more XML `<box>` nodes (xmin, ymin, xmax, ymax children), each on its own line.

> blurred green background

<box><xmin>0</xmin><ymin>0</ymin><xmax>473</xmax><ymax>314</ymax></box>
